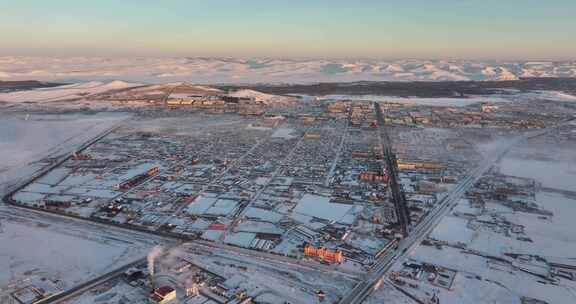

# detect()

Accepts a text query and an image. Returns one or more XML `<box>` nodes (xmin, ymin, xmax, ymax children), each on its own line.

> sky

<box><xmin>0</xmin><ymin>0</ymin><xmax>575</xmax><ymax>60</ymax></box>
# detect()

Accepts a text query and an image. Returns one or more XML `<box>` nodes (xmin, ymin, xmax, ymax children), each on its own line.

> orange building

<box><xmin>359</xmin><ymin>172</ymin><xmax>389</xmax><ymax>183</ymax></box>
<box><xmin>351</xmin><ymin>151</ymin><xmax>371</xmax><ymax>158</ymax></box>
<box><xmin>304</xmin><ymin>245</ymin><xmax>343</xmax><ymax>264</ymax></box>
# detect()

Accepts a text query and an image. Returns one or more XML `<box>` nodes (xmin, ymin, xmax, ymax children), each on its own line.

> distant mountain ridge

<box><xmin>0</xmin><ymin>57</ymin><xmax>575</xmax><ymax>84</ymax></box>
<box><xmin>0</xmin><ymin>80</ymin><xmax>63</xmax><ymax>91</ymax></box>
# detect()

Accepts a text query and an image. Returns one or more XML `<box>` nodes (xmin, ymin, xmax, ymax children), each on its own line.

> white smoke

<box><xmin>148</xmin><ymin>245</ymin><xmax>164</xmax><ymax>278</ymax></box>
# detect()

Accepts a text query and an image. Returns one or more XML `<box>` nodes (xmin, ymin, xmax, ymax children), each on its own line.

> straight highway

<box><xmin>373</xmin><ymin>102</ymin><xmax>411</xmax><ymax>236</ymax></box>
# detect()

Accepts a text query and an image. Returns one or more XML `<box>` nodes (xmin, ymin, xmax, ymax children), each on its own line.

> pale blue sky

<box><xmin>1</xmin><ymin>0</ymin><xmax>574</xmax><ymax>59</ymax></box>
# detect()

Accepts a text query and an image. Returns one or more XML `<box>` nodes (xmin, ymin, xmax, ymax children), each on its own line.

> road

<box><xmin>374</xmin><ymin>102</ymin><xmax>411</xmax><ymax>236</ymax></box>
<box><xmin>338</xmin><ymin>124</ymin><xmax>560</xmax><ymax>304</ymax></box>
<box><xmin>324</xmin><ymin>104</ymin><xmax>352</xmax><ymax>187</ymax></box>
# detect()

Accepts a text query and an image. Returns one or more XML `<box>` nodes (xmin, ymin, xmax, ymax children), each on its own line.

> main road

<box><xmin>373</xmin><ymin>102</ymin><xmax>411</xmax><ymax>236</ymax></box>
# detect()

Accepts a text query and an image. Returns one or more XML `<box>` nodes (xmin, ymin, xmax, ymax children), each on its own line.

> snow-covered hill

<box><xmin>0</xmin><ymin>57</ymin><xmax>575</xmax><ymax>84</ymax></box>
<box><xmin>0</xmin><ymin>80</ymin><xmax>293</xmax><ymax>108</ymax></box>
<box><xmin>228</xmin><ymin>89</ymin><xmax>294</xmax><ymax>105</ymax></box>
<box><xmin>0</xmin><ymin>80</ymin><xmax>142</xmax><ymax>103</ymax></box>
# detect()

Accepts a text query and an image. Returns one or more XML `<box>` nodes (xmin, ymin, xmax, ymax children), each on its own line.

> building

<box><xmin>359</xmin><ymin>172</ymin><xmax>389</xmax><ymax>183</ymax></box>
<box><xmin>150</xmin><ymin>286</ymin><xmax>177</xmax><ymax>304</ymax></box>
<box><xmin>351</xmin><ymin>151</ymin><xmax>372</xmax><ymax>158</ymax></box>
<box><xmin>304</xmin><ymin>133</ymin><xmax>321</xmax><ymax>139</ymax></box>
<box><xmin>481</xmin><ymin>104</ymin><xmax>499</xmax><ymax>113</ymax></box>
<box><xmin>304</xmin><ymin>245</ymin><xmax>344</xmax><ymax>264</ymax></box>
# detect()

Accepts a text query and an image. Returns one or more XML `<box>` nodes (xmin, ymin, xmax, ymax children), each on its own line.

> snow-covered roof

<box><xmin>293</xmin><ymin>194</ymin><xmax>354</xmax><ymax>223</ymax></box>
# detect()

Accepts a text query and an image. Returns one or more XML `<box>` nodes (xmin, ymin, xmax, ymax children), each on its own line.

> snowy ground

<box><xmin>501</xmin><ymin>159</ymin><xmax>576</xmax><ymax>191</ymax></box>
<box><xmin>370</xmin><ymin>140</ymin><xmax>576</xmax><ymax>303</ymax></box>
<box><xmin>370</xmin><ymin>197</ymin><xmax>576</xmax><ymax>303</ymax></box>
<box><xmin>62</xmin><ymin>279</ymin><xmax>150</xmax><ymax>304</ymax></box>
<box><xmin>490</xmin><ymin>90</ymin><xmax>576</xmax><ymax>103</ymax></box>
<box><xmin>0</xmin><ymin>81</ymin><xmax>142</xmax><ymax>103</ymax></box>
<box><xmin>0</xmin><ymin>112</ymin><xmax>128</xmax><ymax>195</ymax></box>
<box><xmin>501</xmin><ymin>143</ymin><xmax>576</xmax><ymax>191</ymax></box>
<box><xmin>0</xmin><ymin>204</ymin><xmax>165</xmax><ymax>290</ymax></box>
<box><xmin>366</xmin><ymin>284</ymin><xmax>418</xmax><ymax>304</ymax></box>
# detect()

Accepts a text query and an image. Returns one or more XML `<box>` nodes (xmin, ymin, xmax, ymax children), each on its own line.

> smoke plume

<box><xmin>148</xmin><ymin>245</ymin><xmax>164</xmax><ymax>278</ymax></box>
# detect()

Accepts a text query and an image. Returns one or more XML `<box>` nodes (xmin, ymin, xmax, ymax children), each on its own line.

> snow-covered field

<box><xmin>525</xmin><ymin>90</ymin><xmax>576</xmax><ymax>102</ymax></box>
<box><xmin>430</xmin><ymin>195</ymin><xmax>576</xmax><ymax>259</ymax></box>
<box><xmin>0</xmin><ymin>205</ymin><xmax>163</xmax><ymax>289</ymax></box>
<box><xmin>409</xmin><ymin>245</ymin><xmax>570</xmax><ymax>304</ymax></box>
<box><xmin>371</xmin><ymin>141</ymin><xmax>576</xmax><ymax>304</ymax></box>
<box><xmin>500</xmin><ymin>142</ymin><xmax>576</xmax><ymax>192</ymax></box>
<box><xmin>501</xmin><ymin>158</ymin><xmax>576</xmax><ymax>191</ymax></box>
<box><xmin>0</xmin><ymin>80</ymin><xmax>141</xmax><ymax>103</ymax></box>
<box><xmin>0</xmin><ymin>112</ymin><xmax>128</xmax><ymax>195</ymax></box>
<box><xmin>379</xmin><ymin>197</ymin><xmax>576</xmax><ymax>303</ymax></box>
<box><xmin>228</xmin><ymin>89</ymin><xmax>294</xmax><ymax>105</ymax></box>
<box><xmin>1</xmin><ymin>56</ymin><xmax>575</xmax><ymax>83</ymax></box>
<box><xmin>491</xmin><ymin>90</ymin><xmax>576</xmax><ymax>103</ymax></box>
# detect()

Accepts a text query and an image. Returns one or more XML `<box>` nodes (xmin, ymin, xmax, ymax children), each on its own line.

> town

<box><xmin>1</xmin><ymin>80</ymin><xmax>576</xmax><ymax>304</ymax></box>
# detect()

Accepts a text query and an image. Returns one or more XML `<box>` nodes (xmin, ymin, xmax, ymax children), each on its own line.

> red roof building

<box><xmin>150</xmin><ymin>286</ymin><xmax>177</xmax><ymax>304</ymax></box>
